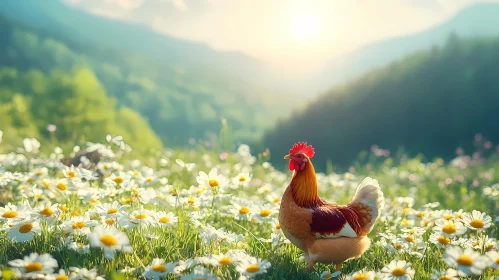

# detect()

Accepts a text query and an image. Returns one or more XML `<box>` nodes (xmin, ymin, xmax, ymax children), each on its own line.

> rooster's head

<box><xmin>284</xmin><ymin>142</ymin><xmax>315</xmax><ymax>171</ymax></box>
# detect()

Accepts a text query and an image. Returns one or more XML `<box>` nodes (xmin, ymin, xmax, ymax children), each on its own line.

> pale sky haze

<box><xmin>66</xmin><ymin>0</ymin><xmax>497</xmax><ymax>71</ymax></box>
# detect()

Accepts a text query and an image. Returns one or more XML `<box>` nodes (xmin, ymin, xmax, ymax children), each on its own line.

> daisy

<box><xmin>205</xmin><ymin>250</ymin><xmax>245</xmax><ymax>267</ymax></box>
<box><xmin>181</xmin><ymin>266</ymin><xmax>216</xmax><ymax>280</ymax></box>
<box><xmin>62</xmin><ymin>214</ymin><xmax>98</xmax><ymax>235</ymax></box>
<box><xmin>94</xmin><ymin>201</ymin><xmax>130</xmax><ymax>219</ymax></box>
<box><xmin>0</xmin><ymin>202</ymin><xmax>32</xmax><ymax>224</ymax></box>
<box><xmin>46</xmin><ymin>269</ymin><xmax>70</xmax><ymax>280</ymax></box>
<box><xmin>432</xmin><ymin>219</ymin><xmax>466</xmax><ymax>238</ymax></box>
<box><xmin>196</xmin><ymin>169</ymin><xmax>228</xmax><ymax>190</ymax></box>
<box><xmin>67</xmin><ymin>240</ymin><xmax>90</xmax><ymax>254</ymax></box>
<box><xmin>142</xmin><ymin>258</ymin><xmax>175</xmax><ymax>280</ymax></box>
<box><xmin>318</xmin><ymin>271</ymin><xmax>342</xmax><ymax>279</ymax></box>
<box><xmin>235</xmin><ymin>257</ymin><xmax>271</xmax><ymax>278</ymax></box>
<box><xmin>381</xmin><ymin>260</ymin><xmax>415</xmax><ymax>280</ymax></box>
<box><xmin>430</xmin><ymin>268</ymin><xmax>459</xmax><ymax>280</ymax></box>
<box><xmin>8</xmin><ymin>253</ymin><xmax>58</xmax><ymax>279</ymax></box>
<box><xmin>88</xmin><ymin>226</ymin><xmax>132</xmax><ymax>259</ymax></box>
<box><xmin>152</xmin><ymin>211</ymin><xmax>178</xmax><ymax>227</ymax></box>
<box><xmin>230</xmin><ymin>200</ymin><xmax>255</xmax><ymax>221</ymax></box>
<box><xmin>252</xmin><ymin>204</ymin><xmax>277</xmax><ymax>222</ymax></box>
<box><xmin>128</xmin><ymin>208</ymin><xmax>155</xmax><ymax>227</ymax></box>
<box><xmin>347</xmin><ymin>270</ymin><xmax>376</xmax><ymax>280</ymax></box>
<box><xmin>460</xmin><ymin>210</ymin><xmax>492</xmax><ymax>230</ymax></box>
<box><xmin>485</xmin><ymin>250</ymin><xmax>498</xmax><ymax>269</ymax></box>
<box><xmin>8</xmin><ymin>220</ymin><xmax>42</xmax><ymax>242</ymax></box>
<box><xmin>231</xmin><ymin>172</ymin><xmax>252</xmax><ymax>188</ymax></box>
<box><xmin>444</xmin><ymin>246</ymin><xmax>490</xmax><ymax>276</ymax></box>
<box><xmin>429</xmin><ymin>232</ymin><xmax>452</xmax><ymax>248</ymax></box>
<box><xmin>35</xmin><ymin>202</ymin><xmax>60</xmax><ymax>223</ymax></box>
<box><xmin>68</xmin><ymin>267</ymin><xmax>105</xmax><ymax>280</ymax></box>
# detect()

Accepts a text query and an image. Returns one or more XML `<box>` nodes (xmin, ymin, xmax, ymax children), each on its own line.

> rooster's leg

<box><xmin>304</xmin><ymin>261</ymin><xmax>317</xmax><ymax>272</ymax></box>
<box><xmin>335</xmin><ymin>262</ymin><xmax>343</xmax><ymax>271</ymax></box>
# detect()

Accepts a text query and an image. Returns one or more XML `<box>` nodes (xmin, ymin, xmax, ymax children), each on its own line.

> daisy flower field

<box><xmin>0</xmin><ymin>135</ymin><xmax>498</xmax><ymax>279</ymax></box>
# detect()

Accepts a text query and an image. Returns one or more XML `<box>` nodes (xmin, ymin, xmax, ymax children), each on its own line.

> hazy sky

<box><xmin>66</xmin><ymin>0</ymin><xmax>496</xmax><ymax>69</ymax></box>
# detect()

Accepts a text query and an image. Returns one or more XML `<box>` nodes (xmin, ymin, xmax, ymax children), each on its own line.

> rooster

<box><xmin>279</xmin><ymin>142</ymin><xmax>384</xmax><ymax>272</ymax></box>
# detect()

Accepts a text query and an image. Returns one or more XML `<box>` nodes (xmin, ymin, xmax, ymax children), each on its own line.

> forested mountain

<box><xmin>263</xmin><ymin>35</ymin><xmax>499</xmax><ymax>170</ymax></box>
<box><xmin>0</xmin><ymin>67</ymin><xmax>163</xmax><ymax>153</ymax></box>
<box><xmin>0</xmin><ymin>8</ymin><xmax>293</xmax><ymax>147</ymax></box>
<box><xmin>310</xmin><ymin>3</ymin><xmax>499</xmax><ymax>95</ymax></box>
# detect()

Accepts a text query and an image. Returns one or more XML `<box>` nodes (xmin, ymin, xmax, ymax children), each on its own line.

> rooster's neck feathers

<box><xmin>290</xmin><ymin>160</ymin><xmax>323</xmax><ymax>208</ymax></box>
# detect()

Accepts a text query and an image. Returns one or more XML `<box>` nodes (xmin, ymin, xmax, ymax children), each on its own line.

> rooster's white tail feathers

<box><xmin>351</xmin><ymin>177</ymin><xmax>385</xmax><ymax>232</ymax></box>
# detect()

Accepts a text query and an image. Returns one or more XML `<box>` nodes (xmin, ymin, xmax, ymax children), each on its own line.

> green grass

<box><xmin>0</xmin><ymin>139</ymin><xmax>498</xmax><ymax>279</ymax></box>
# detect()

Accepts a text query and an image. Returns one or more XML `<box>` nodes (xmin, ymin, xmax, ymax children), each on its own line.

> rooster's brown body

<box><xmin>279</xmin><ymin>143</ymin><xmax>384</xmax><ymax>271</ymax></box>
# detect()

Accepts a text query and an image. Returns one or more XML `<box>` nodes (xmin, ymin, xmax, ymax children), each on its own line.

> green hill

<box><xmin>0</xmin><ymin>8</ymin><xmax>293</xmax><ymax>147</ymax></box>
<box><xmin>262</xmin><ymin>35</ymin><xmax>499</xmax><ymax>170</ymax></box>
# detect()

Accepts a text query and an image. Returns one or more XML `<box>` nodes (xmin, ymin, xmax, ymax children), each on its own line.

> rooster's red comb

<box><xmin>289</xmin><ymin>142</ymin><xmax>315</xmax><ymax>158</ymax></box>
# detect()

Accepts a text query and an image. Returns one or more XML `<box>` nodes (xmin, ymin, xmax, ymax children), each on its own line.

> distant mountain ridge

<box><xmin>0</xmin><ymin>0</ymin><xmax>265</xmax><ymax>82</ymax></box>
<box><xmin>312</xmin><ymin>2</ymin><xmax>499</xmax><ymax>94</ymax></box>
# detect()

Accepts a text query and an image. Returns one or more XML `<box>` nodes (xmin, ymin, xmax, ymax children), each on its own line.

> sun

<box><xmin>290</xmin><ymin>13</ymin><xmax>320</xmax><ymax>41</ymax></box>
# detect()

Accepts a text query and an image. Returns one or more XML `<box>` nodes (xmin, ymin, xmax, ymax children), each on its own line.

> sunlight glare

<box><xmin>290</xmin><ymin>13</ymin><xmax>320</xmax><ymax>41</ymax></box>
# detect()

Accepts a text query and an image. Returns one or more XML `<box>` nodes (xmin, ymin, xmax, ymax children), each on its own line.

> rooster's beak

<box><xmin>284</xmin><ymin>154</ymin><xmax>290</xmax><ymax>160</ymax></box>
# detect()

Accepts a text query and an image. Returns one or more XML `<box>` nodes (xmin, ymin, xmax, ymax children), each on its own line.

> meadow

<box><xmin>0</xmin><ymin>135</ymin><xmax>498</xmax><ymax>280</ymax></box>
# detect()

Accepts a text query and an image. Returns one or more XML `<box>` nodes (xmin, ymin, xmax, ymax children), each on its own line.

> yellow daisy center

<box><xmin>401</xmin><ymin>219</ymin><xmax>410</xmax><ymax>226</ymax></box>
<box><xmin>89</xmin><ymin>199</ymin><xmax>98</xmax><ymax>204</ymax></box>
<box><xmin>193</xmin><ymin>278</ymin><xmax>206</xmax><ymax>280</ymax></box>
<box><xmin>59</xmin><ymin>205</ymin><xmax>69</xmax><ymax>212</ymax></box>
<box><xmin>218</xmin><ymin>257</ymin><xmax>233</xmax><ymax>265</ymax></box>
<box><xmin>114</xmin><ymin>176</ymin><xmax>124</xmax><ymax>184</ymax></box>
<box><xmin>495</xmin><ymin>257</ymin><xmax>499</xmax><ymax>265</ymax></box>
<box><xmin>35</xmin><ymin>171</ymin><xmax>43</xmax><ymax>176</ymax></box>
<box><xmin>437</xmin><ymin>235</ymin><xmax>450</xmax><ymax>245</ymax></box>
<box><xmin>439</xmin><ymin>276</ymin><xmax>452</xmax><ymax>280</ymax></box>
<box><xmin>275</xmin><ymin>224</ymin><xmax>281</xmax><ymax>230</ymax></box>
<box><xmin>105</xmin><ymin>218</ymin><xmax>114</xmax><ymax>225</ymax></box>
<box><xmin>469</xmin><ymin>219</ymin><xmax>484</xmax><ymax>229</ymax></box>
<box><xmin>72</xmin><ymin>221</ymin><xmax>86</xmax><ymax>229</ymax></box>
<box><xmin>131</xmin><ymin>188</ymin><xmax>139</xmax><ymax>195</ymax></box>
<box><xmin>152</xmin><ymin>264</ymin><xmax>166</xmax><ymax>273</ymax></box>
<box><xmin>404</xmin><ymin>236</ymin><xmax>414</xmax><ymax>243</ymax></box>
<box><xmin>67</xmin><ymin>171</ymin><xmax>76</xmax><ymax>178</ymax></box>
<box><xmin>71</xmin><ymin>211</ymin><xmax>79</xmax><ymax>217</ymax></box>
<box><xmin>394</xmin><ymin>244</ymin><xmax>402</xmax><ymax>250</ymax></box>
<box><xmin>272</xmin><ymin>198</ymin><xmax>280</xmax><ymax>203</ymax></box>
<box><xmin>239</xmin><ymin>207</ymin><xmax>250</xmax><ymax>214</ymax></box>
<box><xmin>391</xmin><ymin>267</ymin><xmax>406</xmax><ymax>276</ymax></box>
<box><xmin>442</xmin><ymin>224</ymin><xmax>456</xmax><ymax>234</ymax></box>
<box><xmin>402</xmin><ymin>208</ymin><xmax>411</xmax><ymax>214</ymax></box>
<box><xmin>56</xmin><ymin>182</ymin><xmax>68</xmax><ymax>191</ymax></box>
<box><xmin>146</xmin><ymin>177</ymin><xmax>153</xmax><ymax>183</ymax></box>
<box><xmin>107</xmin><ymin>208</ymin><xmax>118</xmax><ymax>214</ymax></box>
<box><xmin>42</xmin><ymin>179</ymin><xmax>50</xmax><ymax>188</ymax></box>
<box><xmin>239</xmin><ymin>176</ymin><xmax>246</xmax><ymax>182</ymax></box>
<box><xmin>19</xmin><ymin>223</ymin><xmax>33</xmax><ymax>233</ymax></box>
<box><xmin>187</xmin><ymin>197</ymin><xmax>195</xmax><ymax>205</ymax></box>
<box><xmin>353</xmin><ymin>274</ymin><xmax>369</xmax><ymax>280</ymax></box>
<box><xmin>457</xmin><ymin>255</ymin><xmax>473</xmax><ymax>266</ymax></box>
<box><xmin>322</xmin><ymin>273</ymin><xmax>332</xmax><ymax>279</ymax></box>
<box><xmin>259</xmin><ymin>209</ymin><xmax>271</xmax><ymax>217</ymax></box>
<box><xmin>208</xmin><ymin>179</ymin><xmax>219</xmax><ymax>188</ymax></box>
<box><xmin>24</xmin><ymin>262</ymin><xmax>43</xmax><ymax>273</ymax></box>
<box><xmin>246</xmin><ymin>264</ymin><xmax>260</xmax><ymax>273</ymax></box>
<box><xmin>159</xmin><ymin>217</ymin><xmax>170</xmax><ymax>223</ymax></box>
<box><xmin>2</xmin><ymin>210</ymin><xmax>18</xmax><ymax>218</ymax></box>
<box><xmin>135</xmin><ymin>214</ymin><xmax>147</xmax><ymax>219</ymax></box>
<box><xmin>443</xmin><ymin>215</ymin><xmax>453</xmax><ymax>220</ymax></box>
<box><xmin>55</xmin><ymin>276</ymin><xmax>69</xmax><ymax>280</ymax></box>
<box><xmin>100</xmin><ymin>235</ymin><xmax>118</xmax><ymax>247</ymax></box>
<box><xmin>416</xmin><ymin>212</ymin><xmax>425</xmax><ymax>218</ymax></box>
<box><xmin>40</xmin><ymin>207</ymin><xmax>54</xmax><ymax>217</ymax></box>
